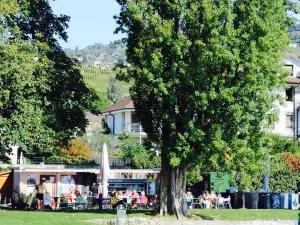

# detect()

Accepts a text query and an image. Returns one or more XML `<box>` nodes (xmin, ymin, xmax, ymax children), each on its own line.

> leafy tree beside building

<box><xmin>0</xmin><ymin>0</ymin><xmax>95</xmax><ymax>161</ymax></box>
<box><xmin>115</xmin><ymin>0</ymin><xmax>297</xmax><ymax>217</ymax></box>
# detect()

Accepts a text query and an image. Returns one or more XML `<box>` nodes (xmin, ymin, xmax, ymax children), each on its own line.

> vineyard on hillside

<box><xmin>82</xmin><ymin>66</ymin><xmax>131</xmax><ymax>94</ymax></box>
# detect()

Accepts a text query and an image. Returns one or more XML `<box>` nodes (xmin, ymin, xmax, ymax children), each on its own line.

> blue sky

<box><xmin>50</xmin><ymin>0</ymin><xmax>123</xmax><ymax>49</ymax></box>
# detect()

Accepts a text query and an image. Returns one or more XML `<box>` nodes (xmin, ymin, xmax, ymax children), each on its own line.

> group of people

<box><xmin>31</xmin><ymin>180</ymin><xmax>159</xmax><ymax>210</ymax></box>
<box><xmin>109</xmin><ymin>189</ymin><xmax>159</xmax><ymax>209</ymax></box>
<box><xmin>185</xmin><ymin>190</ymin><xmax>222</xmax><ymax>209</ymax></box>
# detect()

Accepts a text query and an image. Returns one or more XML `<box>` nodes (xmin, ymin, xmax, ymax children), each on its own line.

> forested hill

<box><xmin>64</xmin><ymin>41</ymin><xmax>126</xmax><ymax>67</ymax></box>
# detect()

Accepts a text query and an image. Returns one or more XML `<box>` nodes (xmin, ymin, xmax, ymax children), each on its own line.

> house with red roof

<box><xmin>101</xmin><ymin>96</ymin><xmax>146</xmax><ymax>139</ymax></box>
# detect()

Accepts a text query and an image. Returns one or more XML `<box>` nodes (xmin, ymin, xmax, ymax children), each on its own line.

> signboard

<box><xmin>27</xmin><ymin>174</ymin><xmax>36</xmax><ymax>186</ymax></box>
<box><xmin>209</xmin><ymin>173</ymin><xmax>230</xmax><ymax>192</ymax></box>
<box><xmin>108</xmin><ymin>179</ymin><xmax>147</xmax><ymax>183</ymax></box>
<box><xmin>58</xmin><ymin>175</ymin><xmax>76</xmax><ymax>195</ymax></box>
<box><xmin>147</xmin><ymin>182</ymin><xmax>156</xmax><ymax>195</ymax></box>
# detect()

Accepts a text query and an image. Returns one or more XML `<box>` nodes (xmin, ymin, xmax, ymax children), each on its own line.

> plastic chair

<box><xmin>126</xmin><ymin>198</ymin><xmax>133</xmax><ymax>210</ymax></box>
<box><xmin>203</xmin><ymin>200</ymin><xmax>211</xmax><ymax>209</ymax></box>
<box><xmin>217</xmin><ymin>197</ymin><xmax>225</xmax><ymax>209</ymax></box>
<box><xmin>224</xmin><ymin>196</ymin><xmax>232</xmax><ymax>209</ymax></box>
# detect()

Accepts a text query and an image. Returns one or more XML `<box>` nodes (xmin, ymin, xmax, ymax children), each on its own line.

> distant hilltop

<box><xmin>66</xmin><ymin>23</ymin><xmax>300</xmax><ymax>64</ymax></box>
<box><xmin>64</xmin><ymin>41</ymin><xmax>127</xmax><ymax>68</ymax></box>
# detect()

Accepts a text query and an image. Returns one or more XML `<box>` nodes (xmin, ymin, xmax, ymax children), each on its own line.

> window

<box><xmin>286</xmin><ymin>113</ymin><xmax>293</xmax><ymax>129</ymax></box>
<box><xmin>284</xmin><ymin>65</ymin><xmax>294</xmax><ymax>76</ymax></box>
<box><xmin>131</xmin><ymin>112</ymin><xmax>139</xmax><ymax>124</ymax></box>
<box><xmin>286</xmin><ymin>88</ymin><xmax>293</xmax><ymax>102</ymax></box>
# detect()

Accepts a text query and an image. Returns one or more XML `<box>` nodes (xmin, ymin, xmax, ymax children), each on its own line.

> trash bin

<box><xmin>230</xmin><ymin>193</ymin><xmax>237</xmax><ymax>209</ymax></box>
<box><xmin>234</xmin><ymin>192</ymin><xmax>244</xmax><ymax>209</ymax></box>
<box><xmin>258</xmin><ymin>193</ymin><xmax>271</xmax><ymax>209</ymax></box>
<box><xmin>280</xmin><ymin>193</ymin><xmax>289</xmax><ymax>209</ymax></box>
<box><xmin>289</xmin><ymin>193</ymin><xmax>299</xmax><ymax>210</ymax></box>
<box><xmin>271</xmin><ymin>193</ymin><xmax>281</xmax><ymax>209</ymax></box>
<box><xmin>245</xmin><ymin>192</ymin><xmax>258</xmax><ymax>209</ymax></box>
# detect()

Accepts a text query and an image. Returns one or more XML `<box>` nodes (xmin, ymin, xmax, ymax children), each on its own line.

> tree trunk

<box><xmin>159</xmin><ymin>155</ymin><xmax>189</xmax><ymax>219</ymax></box>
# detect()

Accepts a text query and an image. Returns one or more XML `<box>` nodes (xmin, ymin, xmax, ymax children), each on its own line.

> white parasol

<box><xmin>20</xmin><ymin>151</ymin><xmax>24</xmax><ymax>165</ymax></box>
<box><xmin>101</xmin><ymin>143</ymin><xmax>110</xmax><ymax>198</ymax></box>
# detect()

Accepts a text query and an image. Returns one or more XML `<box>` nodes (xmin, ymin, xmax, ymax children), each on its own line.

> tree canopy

<box><xmin>115</xmin><ymin>0</ymin><xmax>297</xmax><ymax>217</ymax></box>
<box><xmin>119</xmin><ymin>134</ymin><xmax>161</xmax><ymax>169</ymax></box>
<box><xmin>107</xmin><ymin>75</ymin><xmax>124</xmax><ymax>103</ymax></box>
<box><xmin>0</xmin><ymin>0</ymin><xmax>95</xmax><ymax>161</ymax></box>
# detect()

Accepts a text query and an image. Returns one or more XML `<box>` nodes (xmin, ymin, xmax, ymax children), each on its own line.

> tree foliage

<box><xmin>115</xmin><ymin>0</ymin><xmax>297</xmax><ymax>217</ymax></box>
<box><xmin>0</xmin><ymin>0</ymin><xmax>95</xmax><ymax>161</ymax></box>
<box><xmin>269</xmin><ymin>153</ymin><xmax>300</xmax><ymax>192</ymax></box>
<box><xmin>118</xmin><ymin>134</ymin><xmax>161</xmax><ymax>169</ymax></box>
<box><xmin>47</xmin><ymin>138</ymin><xmax>92</xmax><ymax>165</ymax></box>
<box><xmin>267</xmin><ymin>134</ymin><xmax>300</xmax><ymax>154</ymax></box>
<box><xmin>90</xmin><ymin>92</ymin><xmax>111</xmax><ymax>112</ymax></box>
<box><xmin>107</xmin><ymin>75</ymin><xmax>123</xmax><ymax>103</ymax></box>
<box><xmin>83</xmin><ymin>121</ymin><xmax>116</xmax><ymax>155</ymax></box>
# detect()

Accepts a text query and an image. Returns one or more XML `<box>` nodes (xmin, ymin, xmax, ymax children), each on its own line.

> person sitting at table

<box><xmin>186</xmin><ymin>191</ymin><xmax>194</xmax><ymax>209</ymax></box>
<box><xmin>140</xmin><ymin>191</ymin><xmax>148</xmax><ymax>205</ymax></box>
<box><xmin>202</xmin><ymin>191</ymin><xmax>211</xmax><ymax>208</ymax></box>
<box><xmin>131</xmin><ymin>190</ymin><xmax>139</xmax><ymax>209</ymax></box>
<box><xmin>153</xmin><ymin>194</ymin><xmax>159</xmax><ymax>203</ymax></box>
<box><xmin>209</xmin><ymin>190</ymin><xmax>218</xmax><ymax>208</ymax></box>
<box><xmin>112</xmin><ymin>191</ymin><xmax>126</xmax><ymax>209</ymax></box>
<box><xmin>75</xmin><ymin>191</ymin><xmax>85</xmax><ymax>209</ymax></box>
<box><xmin>43</xmin><ymin>191</ymin><xmax>52</xmax><ymax>210</ymax></box>
<box><xmin>124</xmin><ymin>189</ymin><xmax>130</xmax><ymax>198</ymax></box>
<box><xmin>110</xmin><ymin>189</ymin><xmax>117</xmax><ymax>206</ymax></box>
<box><xmin>71</xmin><ymin>191</ymin><xmax>77</xmax><ymax>204</ymax></box>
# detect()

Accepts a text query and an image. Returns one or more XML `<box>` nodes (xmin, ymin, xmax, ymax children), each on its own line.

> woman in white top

<box><xmin>43</xmin><ymin>191</ymin><xmax>52</xmax><ymax>209</ymax></box>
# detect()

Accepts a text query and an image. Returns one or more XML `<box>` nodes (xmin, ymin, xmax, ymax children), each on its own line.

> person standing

<box><xmin>36</xmin><ymin>181</ymin><xmax>46</xmax><ymax>209</ymax></box>
<box><xmin>92</xmin><ymin>183</ymin><xmax>98</xmax><ymax>196</ymax></box>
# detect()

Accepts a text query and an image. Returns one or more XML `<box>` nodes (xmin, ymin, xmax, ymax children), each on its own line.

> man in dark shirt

<box><xmin>91</xmin><ymin>183</ymin><xmax>98</xmax><ymax>196</ymax></box>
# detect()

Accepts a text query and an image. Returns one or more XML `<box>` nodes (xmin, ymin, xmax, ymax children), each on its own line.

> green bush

<box><xmin>119</xmin><ymin>134</ymin><xmax>160</xmax><ymax>169</ymax></box>
<box><xmin>267</xmin><ymin>134</ymin><xmax>300</xmax><ymax>154</ymax></box>
<box><xmin>269</xmin><ymin>153</ymin><xmax>300</xmax><ymax>192</ymax></box>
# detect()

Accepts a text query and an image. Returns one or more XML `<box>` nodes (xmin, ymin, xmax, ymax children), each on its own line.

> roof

<box><xmin>0</xmin><ymin>171</ymin><xmax>11</xmax><ymax>176</ymax></box>
<box><xmin>102</xmin><ymin>96</ymin><xmax>134</xmax><ymax>114</ymax></box>
<box><xmin>287</xmin><ymin>54</ymin><xmax>300</xmax><ymax>63</ymax></box>
<box><xmin>86</xmin><ymin>112</ymin><xmax>104</xmax><ymax>123</ymax></box>
<box><xmin>286</xmin><ymin>76</ymin><xmax>300</xmax><ymax>84</ymax></box>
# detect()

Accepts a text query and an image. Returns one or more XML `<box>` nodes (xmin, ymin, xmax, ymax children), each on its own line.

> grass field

<box><xmin>0</xmin><ymin>209</ymin><xmax>297</xmax><ymax>225</ymax></box>
<box><xmin>190</xmin><ymin>209</ymin><xmax>299</xmax><ymax>221</ymax></box>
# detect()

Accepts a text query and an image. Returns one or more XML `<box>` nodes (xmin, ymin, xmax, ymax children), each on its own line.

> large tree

<box><xmin>0</xmin><ymin>0</ymin><xmax>95</xmax><ymax>161</ymax></box>
<box><xmin>115</xmin><ymin>0</ymin><xmax>297</xmax><ymax>218</ymax></box>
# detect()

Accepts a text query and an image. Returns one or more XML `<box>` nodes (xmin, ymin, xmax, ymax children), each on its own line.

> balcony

<box><xmin>123</xmin><ymin>123</ymin><xmax>144</xmax><ymax>133</ymax></box>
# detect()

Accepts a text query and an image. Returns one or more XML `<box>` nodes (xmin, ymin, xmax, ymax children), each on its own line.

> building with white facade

<box><xmin>273</xmin><ymin>55</ymin><xmax>300</xmax><ymax>139</ymax></box>
<box><xmin>101</xmin><ymin>96</ymin><xmax>146</xmax><ymax>139</ymax></box>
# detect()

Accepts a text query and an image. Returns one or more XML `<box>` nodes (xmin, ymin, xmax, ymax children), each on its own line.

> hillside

<box><xmin>82</xmin><ymin>66</ymin><xmax>131</xmax><ymax>94</ymax></box>
<box><xmin>65</xmin><ymin>41</ymin><xmax>126</xmax><ymax>67</ymax></box>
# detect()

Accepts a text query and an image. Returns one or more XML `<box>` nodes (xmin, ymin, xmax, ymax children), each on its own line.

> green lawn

<box><xmin>0</xmin><ymin>209</ymin><xmax>297</xmax><ymax>225</ymax></box>
<box><xmin>191</xmin><ymin>209</ymin><xmax>299</xmax><ymax>221</ymax></box>
<box><xmin>0</xmin><ymin>210</ymin><xmax>150</xmax><ymax>225</ymax></box>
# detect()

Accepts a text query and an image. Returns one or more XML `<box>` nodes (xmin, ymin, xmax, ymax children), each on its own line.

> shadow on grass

<box><xmin>193</xmin><ymin>213</ymin><xmax>214</xmax><ymax>220</ymax></box>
